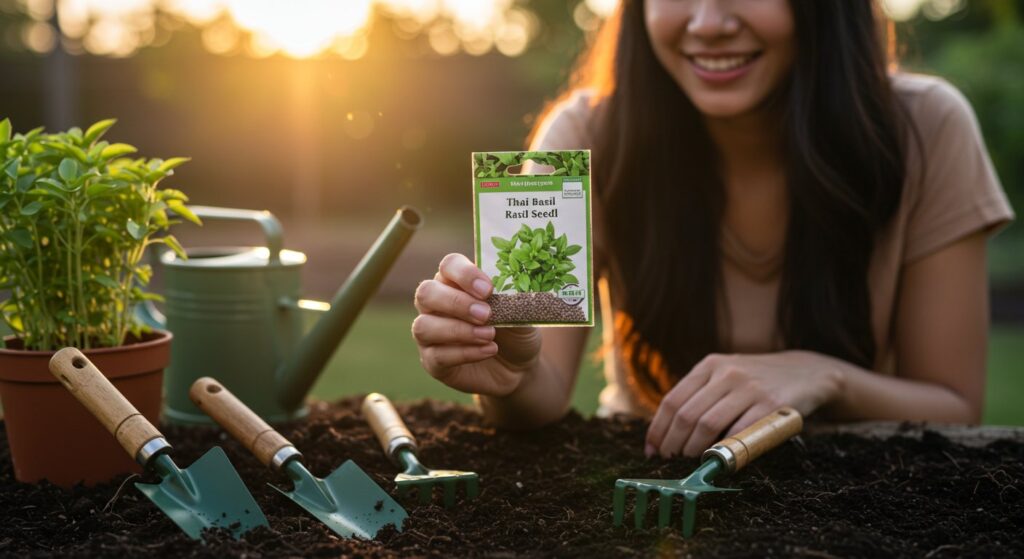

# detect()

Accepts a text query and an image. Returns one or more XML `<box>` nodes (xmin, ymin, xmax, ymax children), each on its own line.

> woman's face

<box><xmin>645</xmin><ymin>0</ymin><xmax>796</xmax><ymax>119</ymax></box>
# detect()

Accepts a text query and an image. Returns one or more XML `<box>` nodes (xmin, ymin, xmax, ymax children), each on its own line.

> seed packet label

<box><xmin>472</xmin><ymin>150</ymin><xmax>594</xmax><ymax>327</ymax></box>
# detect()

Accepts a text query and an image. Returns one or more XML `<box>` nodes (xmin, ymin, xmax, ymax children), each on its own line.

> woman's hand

<box><xmin>644</xmin><ymin>351</ymin><xmax>844</xmax><ymax>458</ymax></box>
<box><xmin>413</xmin><ymin>253</ymin><xmax>542</xmax><ymax>397</ymax></box>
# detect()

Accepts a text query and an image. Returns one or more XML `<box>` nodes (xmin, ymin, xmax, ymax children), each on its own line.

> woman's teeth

<box><xmin>691</xmin><ymin>55</ymin><xmax>756</xmax><ymax>72</ymax></box>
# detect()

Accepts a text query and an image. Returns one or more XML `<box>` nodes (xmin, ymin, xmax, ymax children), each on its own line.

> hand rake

<box><xmin>361</xmin><ymin>393</ymin><xmax>479</xmax><ymax>507</ymax></box>
<box><xmin>613</xmin><ymin>407</ymin><xmax>802</xmax><ymax>536</ymax></box>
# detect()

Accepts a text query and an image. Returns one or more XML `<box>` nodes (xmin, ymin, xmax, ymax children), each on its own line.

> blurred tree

<box><xmin>899</xmin><ymin>0</ymin><xmax>1024</xmax><ymax>223</ymax></box>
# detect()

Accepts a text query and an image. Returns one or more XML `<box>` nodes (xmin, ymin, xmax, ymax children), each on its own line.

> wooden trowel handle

<box><xmin>703</xmin><ymin>407</ymin><xmax>803</xmax><ymax>473</ymax></box>
<box><xmin>362</xmin><ymin>393</ymin><xmax>417</xmax><ymax>460</ymax></box>
<box><xmin>49</xmin><ymin>347</ymin><xmax>165</xmax><ymax>465</ymax></box>
<box><xmin>189</xmin><ymin>377</ymin><xmax>296</xmax><ymax>469</ymax></box>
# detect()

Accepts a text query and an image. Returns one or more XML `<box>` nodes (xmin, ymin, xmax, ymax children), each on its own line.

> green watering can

<box><xmin>138</xmin><ymin>205</ymin><xmax>421</xmax><ymax>424</ymax></box>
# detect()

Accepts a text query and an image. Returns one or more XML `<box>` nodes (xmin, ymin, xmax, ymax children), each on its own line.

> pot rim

<box><xmin>0</xmin><ymin>328</ymin><xmax>172</xmax><ymax>356</ymax></box>
<box><xmin>0</xmin><ymin>329</ymin><xmax>172</xmax><ymax>384</ymax></box>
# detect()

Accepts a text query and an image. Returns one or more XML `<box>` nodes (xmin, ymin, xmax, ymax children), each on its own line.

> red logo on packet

<box><xmin>480</xmin><ymin>181</ymin><xmax>500</xmax><ymax>188</ymax></box>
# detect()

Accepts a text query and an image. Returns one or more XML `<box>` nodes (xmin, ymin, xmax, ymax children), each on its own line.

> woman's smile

<box><xmin>686</xmin><ymin>51</ymin><xmax>763</xmax><ymax>84</ymax></box>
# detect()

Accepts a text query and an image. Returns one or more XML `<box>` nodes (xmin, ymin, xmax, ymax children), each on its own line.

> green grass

<box><xmin>308</xmin><ymin>302</ymin><xmax>606</xmax><ymax>413</ymax></box>
<box><xmin>313</xmin><ymin>302</ymin><xmax>1024</xmax><ymax>426</ymax></box>
<box><xmin>984</xmin><ymin>324</ymin><xmax>1024</xmax><ymax>425</ymax></box>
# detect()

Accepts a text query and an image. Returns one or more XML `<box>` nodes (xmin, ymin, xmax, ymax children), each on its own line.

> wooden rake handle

<box><xmin>189</xmin><ymin>377</ymin><xmax>297</xmax><ymax>469</ymax></box>
<box><xmin>361</xmin><ymin>393</ymin><xmax>417</xmax><ymax>461</ymax></box>
<box><xmin>703</xmin><ymin>407</ymin><xmax>803</xmax><ymax>473</ymax></box>
<box><xmin>49</xmin><ymin>347</ymin><xmax>166</xmax><ymax>466</ymax></box>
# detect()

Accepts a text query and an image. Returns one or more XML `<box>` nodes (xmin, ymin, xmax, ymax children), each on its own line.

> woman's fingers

<box><xmin>655</xmin><ymin>378</ymin><xmax>731</xmax><ymax>458</ymax></box>
<box><xmin>644</xmin><ymin>355</ymin><xmax>719</xmax><ymax>456</ymax></box>
<box><xmin>438</xmin><ymin>253</ymin><xmax>492</xmax><ymax>299</ymax></box>
<box><xmin>680</xmin><ymin>391</ymin><xmax>755</xmax><ymax>457</ymax></box>
<box><xmin>725</xmin><ymin>403</ymin><xmax>776</xmax><ymax>438</ymax></box>
<box><xmin>414</xmin><ymin>278</ymin><xmax>491</xmax><ymax>324</ymax></box>
<box><xmin>412</xmin><ymin>314</ymin><xmax>495</xmax><ymax>346</ymax></box>
<box><xmin>419</xmin><ymin>343</ymin><xmax>499</xmax><ymax>377</ymax></box>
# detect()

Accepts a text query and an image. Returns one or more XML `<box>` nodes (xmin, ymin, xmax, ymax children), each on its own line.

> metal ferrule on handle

<box><xmin>361</xmin><ymin>393</ymin><xmax>417</xmax><ymax>463</ymax></box>
<box><xmin>48</xmin><ymin>348</ymin><xmax>169</xmax><ymax>467</ymax></box>
<box><xmin>702</xmin><ymin>407</ymin><xmax>803</xmax><ymax>474</ymax></box>
<box><xmin>189</xmin><ymin>377</ymin><xmax>299</xmax><ymax>470</ymax></box>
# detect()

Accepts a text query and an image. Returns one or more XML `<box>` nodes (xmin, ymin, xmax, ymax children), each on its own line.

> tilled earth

<box><xmin>1</xmin><ymin>397</ymin><xmax>1023</xmax><ymax>558</ymax></box>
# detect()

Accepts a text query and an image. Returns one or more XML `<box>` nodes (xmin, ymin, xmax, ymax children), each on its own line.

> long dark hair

<box><xmin>534</xmin><ymin>0</ymin><xmax>910</xmax><ymax>410</ymax></box>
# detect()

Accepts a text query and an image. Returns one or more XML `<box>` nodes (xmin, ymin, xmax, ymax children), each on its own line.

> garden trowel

<box><xmin>48</xmin><ymin>348</ymin><xmax>268</xmax><ymax>539</ymax></box>
<box><xmin>189</xmin><ymin>377</ymin><xmax>407</xmax><ymax>539</ymax></box>
<box><xmin>613</xmin><ymin>407</ymin><xmax>803</xmax><ymax>537</ymax></box>
<box><xmin>362</xmin><ymin>393</ymin><xmax>479</xmax><ymax>507</ymax></box>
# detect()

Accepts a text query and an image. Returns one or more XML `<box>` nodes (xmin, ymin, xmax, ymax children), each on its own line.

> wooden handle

<box><xmin>361</xmin><ymin>393</ymin><xmax>416</xmax><ymax>459</ymax></box>
<box><xmin>707</xmin><ymin>407</ymin><xmax>803</xmax><ymax>472</ymax></box>
<box><xmin>189</xmin><ymin>377</ymin><xmax>294</xmax><ymax>468</ymax></box>
<box><xmin>49</xmin><ymin>347</ymin><xmax>164</xmax><ymax>464</ymax></box>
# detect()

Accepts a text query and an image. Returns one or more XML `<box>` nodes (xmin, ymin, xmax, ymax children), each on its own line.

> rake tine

<box><xmin>442</xmin><ymin>479</ymin><xmax>457</xmax><ymax>508</ymax></box>
<box><xmin>465</xmin><ymin>477</ymin><xmax>480</xmax><ymax>500</ymax></box>
<box><xmin>682</xmin><ymin>493</ymin><xmax>698</xmax><ymax>537</ymax></box>
<box><xmin>657</xmin><ymin>491</ymin><xmax>673</xmax><ymax>528</ymax></box>
<box><xmin>612</xmin><ymin>482</ymin><xmax>626</xmax><ymax>526</ymax></box>
<box><xmin>633</xmin><ymin>489</ymin><xmax>648</xmax><ymax>529</ymax></box>
<box><xmin>418</xmin><ymin>484</ymin><xmax>433</xmax><ymax>504</ymax></box>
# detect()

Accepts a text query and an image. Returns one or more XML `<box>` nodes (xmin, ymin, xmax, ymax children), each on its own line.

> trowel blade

<box><xmin>136</xmin><ymin>447</ymin><xmax>269</xmax><ymax>540</ymax></box>
<box><xmin>274</xmin><ymin>459</ymin><xmax>407</xmax><ymax>539</ymax></box>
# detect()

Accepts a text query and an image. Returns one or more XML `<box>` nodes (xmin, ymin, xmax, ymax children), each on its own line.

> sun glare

<box><xmin>34</xmin><ymin>0</ymin><xmax>948</xmax><ymax>59</ymax></box>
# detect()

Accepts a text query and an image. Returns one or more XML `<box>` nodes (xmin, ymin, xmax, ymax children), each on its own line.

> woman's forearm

<box><xmin>824</xmin><ymin>355</ymin><xmax>980</xmax><ymax>423</ymax></box>
<box><xmin>476</xmin><ymin>353</ymin><xmax>576</xmax><ymax>429</ymax></box>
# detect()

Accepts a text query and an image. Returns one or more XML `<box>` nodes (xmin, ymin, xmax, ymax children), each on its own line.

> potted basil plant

<box><xmin>0</xmin><ymin>117</ymin><xmax>199</xmax><ymax>487</ymax></box>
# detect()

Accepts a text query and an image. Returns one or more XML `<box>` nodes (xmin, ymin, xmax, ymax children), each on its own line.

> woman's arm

<box><xmin>826</xmin><ymin>229</ymin><xmax>989</xmax><ymax>423</ymax></box>
<box><xmin>477</xmin><ymin>327</ymin><xmax>590</xmax><ymax>429</ymax></box>
<box><xmin>644</xmin><ymin>230</ymin><xmax>990</xmax><ymax>457</ymax></box>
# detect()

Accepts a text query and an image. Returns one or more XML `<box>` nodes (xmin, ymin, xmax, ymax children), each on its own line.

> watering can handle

<box><xmin>189</xmin><ymin>377</ymin><xmax>299</xmax><ymax>470</ymax></box>
<box><xmin>49</xmin><ymin>348</ymin><xmax>170</xmax><ymax>467</ymax></box>
<box><xmin>362</xmin><ymin>393</ymin><xmax>418</xmax><ymax>461</ymax></box>
<box><xmin>702</xmin><ymin>407</ymin><xmax>803</xmax><ymax>474</ymax></box>
<box><xmin>185</xmin><ymin>206</ymin><xmax>284</xmax><ymax>264</ymax></box>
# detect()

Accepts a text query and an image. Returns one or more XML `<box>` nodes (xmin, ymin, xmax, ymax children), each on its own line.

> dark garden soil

<box><xmin>2</xmin><ymin>398</ymin><xmax>1023</xmax><ymax>558</ymax></box>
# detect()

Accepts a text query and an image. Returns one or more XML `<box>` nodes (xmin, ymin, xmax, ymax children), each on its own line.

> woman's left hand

<box><xmin>644</xmin><ymin>351</ymin><xmax>845</xmax><ymax>458</ymax></box>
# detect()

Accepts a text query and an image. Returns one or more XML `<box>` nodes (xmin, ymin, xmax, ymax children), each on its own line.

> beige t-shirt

<box><xmin>529</xmin><ymin>73</ymin><xmax>1015</xmax><ymax>417</ymax></box>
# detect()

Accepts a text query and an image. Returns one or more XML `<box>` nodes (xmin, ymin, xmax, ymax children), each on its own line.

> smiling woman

<box><xmin>409</xmin><ymin>0</ymin><xmax>1014</xmax><ymax>459</ymax></box>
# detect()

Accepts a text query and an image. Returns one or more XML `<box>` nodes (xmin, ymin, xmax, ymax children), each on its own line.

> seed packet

<box><xmin>472</xmin><ymin>150</ymin><xmax>594</xmax><ymax>327</ymax></box>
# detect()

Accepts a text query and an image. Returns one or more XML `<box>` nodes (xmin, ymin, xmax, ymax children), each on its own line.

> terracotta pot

<box><xmin>0</xmin><ymin>330</ymin><xmax>170</xmax><ymax>488</ymax></box>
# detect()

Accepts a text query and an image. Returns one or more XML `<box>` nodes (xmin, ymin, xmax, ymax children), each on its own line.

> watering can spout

<box><xmin>276</xmin><ymin>206</ymin><xmax>422</xmax><ymax>413</ymax></box>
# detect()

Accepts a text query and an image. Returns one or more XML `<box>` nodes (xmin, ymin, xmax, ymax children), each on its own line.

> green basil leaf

<box><xmin>92</xmin><ymin>274</ymin><xmax>120</xmax><ymax>289</ymax></box>
<box><xmin>565</xmin><ymin>244</ymin><xmax>582</xmax><ymax>256</ymax></box>
<box><xmin>126</xmin><ymin>219</ymin><xmax>145</xmax><ymax>240</ymax></box>
<box><xmin>20</xmin><ymin>201</ymin><xmax>43</xmax><ymax>216</ymax></box>
<box><xmin>516</xmin><ymin>273</ymin><xmax>530</xmax><ymax>292</ymax></box>
<box><xmin>5</xmin><ymin>228</ymin><xmax>33</xmax><ymax>249</ymax></box>
<box><xmin>58</xmin><ymin>158</ymin><xmax>78</xmax><ymax>181</ymax></box>
<box><xmin>157</xmin><ymin>157</ymin><xmax>190</xmax><ymax>174</ymax></box>
<box><xmin>100</xmin><ymin>143</ymin><xmax>137</xmax><ymax>160</ymax></box>
<box><xmin>167</xmin><ymin>200</ymin><xmax>202</xmax><ymax>225</ymax></box>
<box><xmin>163</xmin><ymin>235</ymin><xmax>187</xmax><ymax>259</ymax></box>
<box><xmin>4</xmin><ymin>157</ymin><xmax>20</xmax><ymax>180</ymax></box>
<box><xmin>84</xmin><ymin>118</ymin><xmax>116</xmax><ymax>145</ymax></box>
